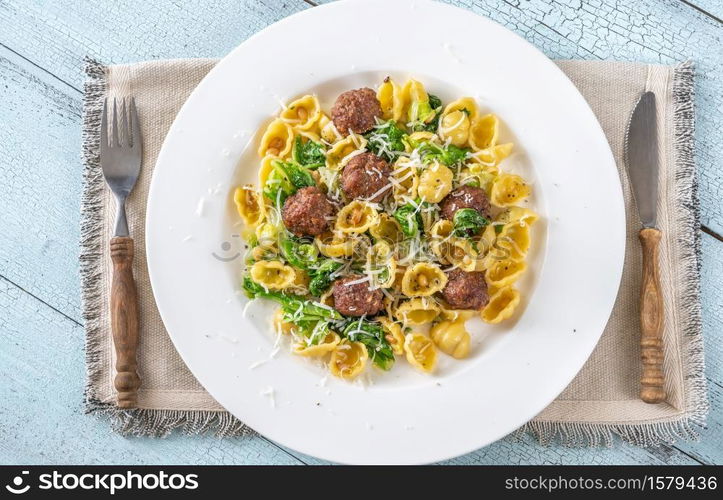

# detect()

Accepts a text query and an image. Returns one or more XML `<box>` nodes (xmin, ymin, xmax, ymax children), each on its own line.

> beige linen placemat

<box><xmin>81</xmin><ymin>58</ymin><xmax>707</xmax><ymax>445</ymax></box>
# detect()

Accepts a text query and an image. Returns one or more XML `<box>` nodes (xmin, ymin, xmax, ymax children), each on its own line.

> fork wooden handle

<box><xmin>110</xmin><ymin>236</ymin><xmax>141</xmax><ymax>408</ymax></box>
<box><xmin>639</xmin><ymin>228</ymin><xmax>665</xmax><ymax>404</ymax></box>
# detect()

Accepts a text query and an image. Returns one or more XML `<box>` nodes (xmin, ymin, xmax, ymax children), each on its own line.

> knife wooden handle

<box><xmin>639</xmin><ymin>228</ymin><xmax>665</xmax><ymax>404</ymax></box>
<box><xmin>110</xmin><ymin>236</ymin><xmax>141</xmax><ymax>408</ymax></box>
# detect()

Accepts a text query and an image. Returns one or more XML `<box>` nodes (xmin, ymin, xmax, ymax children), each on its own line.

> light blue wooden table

<box><xmin>0</xmin><ymin>0</ymin><xmax>721</xmax><ymax>465</ymax></box>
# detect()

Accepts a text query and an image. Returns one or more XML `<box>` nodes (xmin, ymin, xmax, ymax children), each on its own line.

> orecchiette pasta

<box><xmin>391</xmin><ymin>158</ymin><xmax>419</xmax><ymax>199</ymax></box>
<box><xmin>401</xmin><ymin>263</ymin><xmax>447</xmax><ymax>297</ymax></box>
<box><xmin>378</xmin><ymin>317</ymin><xmax>405</xmax><ymax>355</ymax></box>
<box><xmin>446</xmin><ymin>238</ymin><xmax>479</xmax><ymax>272</ymax></box>
<box><xmin>459</xmin><ymin>162</ymin><xmax>498</xmax><ymax>194</ymax></box>
<box><xmin>480</xmin><ymin>207</ymin><xmax>537</xmax><ymax>262</ymax></box>
<box><xmin>329</xmin><ymin>340</ymin><xmax>368</xmax><ymax>379</ymax></box>
<box><xmin>255</xmin><ymin>222</ymin><xmax>280</xmax><ymax>248</ymax></box>
<box><xmin>468</xmin><ymin>114</ymin><xmax>499</xmax><ymax>151</ymax></box>
<box><xmin>280</xmin><ymin>94</ymin><xmax>321</xmax><ymax>131</ymax></box>
<box><xmin>315</xmin><ymin>231</ymin><xmax>356</xmax><ymax>258</ymax></box>
<box><xmin>257</xmin><ymin>156</ymin><xmax>277</xmax><ymax>188</ymax></box>
<box><xmin>233</xmin><ymin>185</ymin><xmax>265</xmax><ymax>227</ymax></box>
<box><xmin>250</xmin><ymin>245</ymin><xmax>276</xmax><ymax>262</ymax></box>
<box><xmin>377</xmin><ymin>77</ymin><xmax>406</xmax><ymax>122</ymax></box>
<box><xmin>439</xmin><ymin>97</ymin><xmax>477</xmax><ymax>147</ymax></box>
<box><xmin>496</xmin><ymin>206</ymin><xmax>539</xmax><ymax>226</ymax></box>
<box><xmin>367</xmin><ymin>241</ymin><xmax>397</xmax><ymax>289</ymax></box>
<box><xmin>257</xmin><ymin>119</ymin><xmax>293</xmax><ymax>157</ymax></box>
<box><xmin>402</xmin><ymin>79</ymin><xmax>430</xmax><ymax>123</ymax></box>
<box><xmin>429</xmin><ymin>219</ymin><xmax>454</xmax><ymax>263</ymax></box>
<box><xmin>404</xmin><ymin>333</ymin><xmax>437</xmax><ymax>373</ymax></box>
<box><xmin>288</xmin><ymin>268</ymin><xmax>310</xmax><ymax>294</ymax></box>
<box><xmin>395</xmin><ymin>298</ymin><xmax>441</xmax><ymax>325</ymax></box>
<box><xmin>470</xmin><ymin>142</ymin><xmax>514</xmax><ymax>166</ymax></box>
<box><xmin>490</xmin><ymin>173</ymin><xmax>531</xmax><ymax>207</ymax></box>
<box><xmin>496</xmin><ymin>221</ymin><xmax>531</xmax><ymax>261</ymax></box>
<box><xmin>430</xmin><ymin>319</ymin><xmax>471</xmax><ymax>359</ymax></box>
<box><xmin>485</xmin><ymin>258</ymin><xmax>527</xmax><ymax>288</ymax></box>
<box><xmin>443</xmin><ymin>97</ymin><xmax>478</xmax><ymax>120</ymax></box>
<box><xmin>438</xmin><ymin>305</ymin><xmax>476</xmax><ymax>322</ymax></box>
<box><xmin>325</xmin><ymin>134</ymin><xmax>367</xmax><ymax>170</ymax></box>
<box><xmin>249</xmin><ymin>260</ymin><xmax>296</xmax><ymax>290</ymax></box>
<box><xmin>335</xmin><ymin>200</ymin><xmax>379</xmax><ymax>233</ymax></box>
<box><xmin>417</xmin><ymin>163</ymin><xmax>453</xmax><ymax>203</ymax></box>
<box><xmin>370</xmin><ymin>213</ymin><xmax>404</xmax><ymax>245</ymax></box>
<box><xmin>293</xmin><ymin>331</ymin><xmax>341</xmax><ymax>357</ymax></box>
<box><xmin>318</xmin><ymin>113</ymin><xmax>342</xmax><ymax>143</ymax></box>
<box><xmin>481</xmin><ymin>286</ymin><xmax>521</xmax><ymax>324</ymax></box>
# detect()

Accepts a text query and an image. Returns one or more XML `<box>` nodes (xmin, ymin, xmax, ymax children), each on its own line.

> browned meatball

<box><xmin>441</xmin><ymin>269</ymin><xmax>489</xmax><ymax>310</ymax></box>
<box><xmin>332</xmin><ymin>275</ymin><xmax>384</xmax><ymax>317</ymax></box>
<box><xmin>282</xmin><ymin>186</ymin><xmax>335</xmax><ymax>237</ymax></box>
<box><xmin>341</xmin><ymin>152</ymin><xmax>392</xmax><ymax>202</ymax></box>
<box><xmin>439</xmin><ymin>185</ymin><xmax>491</xmax><ymax>220</ymax></box>
<box><xmin>331</xmin><ymin>88</ymin><xmax>382</xmax><ymax>136</ymax></box>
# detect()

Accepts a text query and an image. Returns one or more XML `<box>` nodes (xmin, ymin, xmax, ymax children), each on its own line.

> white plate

<box><xmin>147</xmin><ymin>0</ymin><xmax>624</xmax><ymax>464</ymax></box>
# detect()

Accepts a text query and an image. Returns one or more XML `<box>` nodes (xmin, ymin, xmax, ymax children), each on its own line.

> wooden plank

<box><xmin>283</xmin><ymin>435</ymin><xmax>699</xmax><ymax>465</ymax></box>
<box><xmin>683</xmin><ymin>0</ymin><xmax>723</xmax><ymax>21</ymax></box>
<box><xmin>672</xmin><ymin>232</ymin><xmax>723</xmax><ymax>464</ymax></box>
<box><xmin>0</xmin><ymin>48</ymin><xmax>83</xmax><ymax>319</ymax></box>
<box><xmin>0</xmin><ymin>0</ymin><xmax>308</xmax><ymax>90</ymax></box>
<box><xmin>0</xmin><ymin>276</ymin><xmax>304</xmax><ymax>465</ymax></box>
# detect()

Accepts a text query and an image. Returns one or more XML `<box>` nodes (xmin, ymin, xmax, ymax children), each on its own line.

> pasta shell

<box><xmin>394</xmin><ymin>297</ymin><xmax>441</xmax><ymax>325</ymax></box>
<box><xmin>329</xmin><ymin>340</ymin><xmax>368</xmax><ymax>379</ymax></box>
<box><xmin>403</xmin><ymin>333</ymin><xmax>437</xmax><ymax>373</ymax></box>
<box><xmin>325</xmin><ymin>133</ymin><xmax>367</xmax><ymax>170</ymax></box>
<box><xmin>481</xmin><ymin>286</ymin><xmax>521</xmax><ymax>324</ymax></box>
<box><xmin>294</xmin><ymin>332</ymin><xmax>341</xmax><ymax>357</ymax></box>
<box><xmin>430</xmin><ymin>319</ymin><xmax>471</xmax><ymax>359</ymax></box>
<box><xmin>391</xmin><ymin>157</ymin><xmax>419</xmax><ymax>199</ymax></box>
<box><xmin>377</xmin><ymin>77</ymin><xmax>406</xmax><ymax>122</ymax></box>
<box><xmin>315</xmin><ymin>231</ymin><xmax>356</xmax><ymax>258</ymax></box>
<box><xmin>401</xmin><ymin>263</ymin><xmax>448</xmax><ymax>297</ymax></box>
<box><xmin>249</xmin><ymin>260</ymin><xmax>296</xmax><ymax>291</ymax></box>
<box><xmin>257</xmin><ymin>119</ymin><xmax>293</xmax><ymax>158</ymax></box>
<box><xmin>417</xmin><ymin>163</ymin><xmax>453</xmax><ymax>203</ymax></box>
<box><xmin>370</xmin><ymin>213</ymin><xmax>404</xmax><ymax>246</ymax></box>
<box><xmin>280</xmin><ymin>94</ymin><xmax>321</xmax><ymax>131</ymax></box>
<box><xmin>468</xmin><ymin>114</ymin><xmax>499</xmax><ymax>152</ymax></box>
<box><xmin>490</xmin><ymin>173</ymin><xmax>531</xmax><ymax>207</ymax></box>
<box><xmin>439</xmin><ymin>98</ymin><xmax>476</xmax><ymax>147</ymax></box>
<box><xmin>485</xmin><ymin>258</ymin><xmax>527</xmax><ymax>288</ymax></box>
<box><xmin>378</xmin><ymin>317</ymin><xmax>405</xmax><ymax>355</ymax></box>
<box><xmin>233</xmin><ymin>185</ymin><xmax>265</xmax><ymax>227</ymax></box>
<box><xmin>335</xmin><ymin>201</ymin><xmax>379</xmax><ymax>234</ymax></box>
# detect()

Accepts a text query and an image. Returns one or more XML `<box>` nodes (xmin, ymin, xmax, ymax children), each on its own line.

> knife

<box><xmin>624</xmin><ymin>91</ymin><xmax>665</xmax><ymax>404</ymax></box>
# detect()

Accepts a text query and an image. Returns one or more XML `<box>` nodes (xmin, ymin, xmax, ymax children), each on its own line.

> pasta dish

<box><xmin>233</xmin><ymin>77</ymin><xmax>537</xmax><ymax>379</ymax></box>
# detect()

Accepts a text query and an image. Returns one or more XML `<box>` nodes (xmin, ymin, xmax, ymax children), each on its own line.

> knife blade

<box><xmin>625</xmin><ymin>91</ymin><xmax>658</xmax><ymax>228</ymax></box>
<box><xmin>624</xmin><ymin>91</ymin><xmax>666</xmax><ymax>405</ymax></box>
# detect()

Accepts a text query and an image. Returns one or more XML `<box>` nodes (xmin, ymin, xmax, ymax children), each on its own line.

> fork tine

<box><xmin>129</xmin><ymin>97</ymin><xmax>141</xmax><ymax>149</ymax></box>
<box><xmin>119</xmin><ymin>97</ymin><xmax>128</xmax><ymax>147</ymax></box>
<box><xmin>100</xmin><ymin>98</ymin><xmax>108</xmax><ymax>149</ymax></box>
<box><xmin>111</xmin><ymin>97</ymin><xmax>120</xmax><ymax>147</ymax></box>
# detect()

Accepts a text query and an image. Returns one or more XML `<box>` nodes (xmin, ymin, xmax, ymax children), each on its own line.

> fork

<box><xmin>100</xmin><ymin>97</ymin><xmax>142</xmax><ymax>408</ymax></box>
